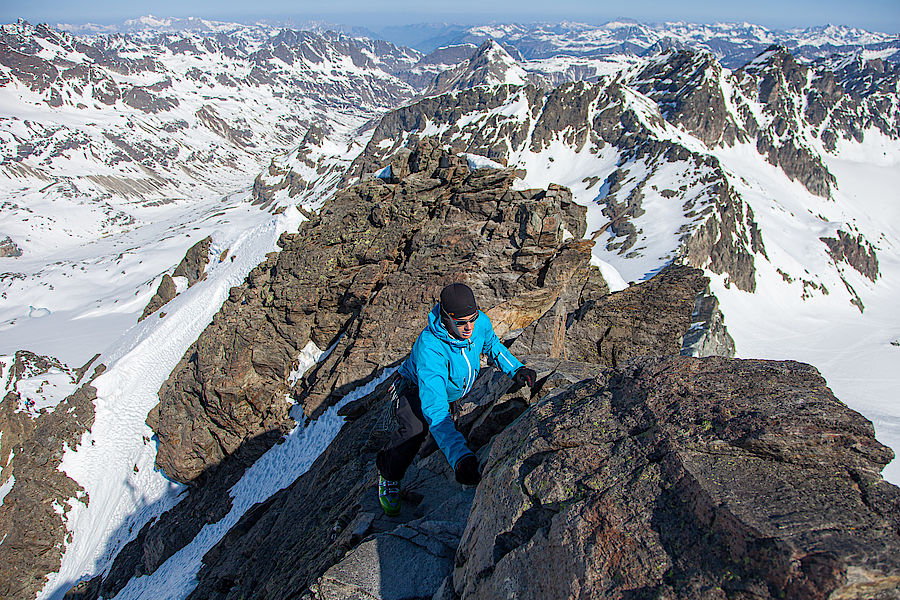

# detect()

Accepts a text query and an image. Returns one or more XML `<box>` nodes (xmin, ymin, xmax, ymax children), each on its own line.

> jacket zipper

<box><xmin>461</xmin><ymin>346</ymin><xmax>474</xmax><ymax>397</ymax></box>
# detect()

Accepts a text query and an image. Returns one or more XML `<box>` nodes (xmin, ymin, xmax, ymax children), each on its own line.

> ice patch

<box><xmin>462</xmin><ymin>153</ymin><xmax>505</xmax><ymax>170</ymax></box>
<box><xmin>0</xmin><ymin>475</ymin><xmax>13</xmax><ymax>507</ymax></box>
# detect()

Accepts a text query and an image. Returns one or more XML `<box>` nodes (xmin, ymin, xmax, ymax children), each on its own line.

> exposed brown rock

<box><xmin>452</xmin><ymin>355</ymin><xmax>900</xmax><ymax>600</ymax></box>
<box><xmin>139</xmin><ymin>236</ymin><xmax>213</xmax><ymax>322</ymax></box>
<box><xmin>510</xmin><ymin>263</ymin><xmax>735</xmax><ymax>365</ymax></box>
<box><xmin>138</xmin><ymin>273</ymin><xmax>177</xmax><ymax>322</ymax></box>
<box><xmin>0</xmin><ymin>354</ymin><xmax>103</xmax><ymax>600</ymax></box>
<box><xmin>173</xmin><ymin>354</ymin><xmax>900</xmax><ymax>600</ymax></box>
<box><xmin>172</xmin><ymin>235</ymin><xmax>212</xmax><ymax>285</ymax></box>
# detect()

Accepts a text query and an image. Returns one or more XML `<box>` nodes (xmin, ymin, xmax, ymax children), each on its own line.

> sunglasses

<box><xmin>442</xmin><ymin>307</ymin><xmax>479</xmax><ymax>327</ymax></box>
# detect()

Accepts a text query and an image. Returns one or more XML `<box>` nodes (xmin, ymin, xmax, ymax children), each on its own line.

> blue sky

<box><xmin>2</xmin><ymin>0</ymin><xmax>899</xmax><ymax>33</ymax></box>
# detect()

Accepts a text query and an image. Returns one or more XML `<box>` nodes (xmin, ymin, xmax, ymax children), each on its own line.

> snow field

<box><xmin>40</xmin><ymin>206</ymin><xmax>305</xmax><ymax>600</ymax></box>
<box><xmin>709</xmin><ymin>137</ymin><xmax>900</xmax><ymax>483</ymax></box>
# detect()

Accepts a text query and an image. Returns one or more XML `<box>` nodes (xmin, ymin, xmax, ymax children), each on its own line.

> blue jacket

<box><xmin>398</xmin><ymin>305</ymin><xmax>523</xmax><ymax>469</ymax></box>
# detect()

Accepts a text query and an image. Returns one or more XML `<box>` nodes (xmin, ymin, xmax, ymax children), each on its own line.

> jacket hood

<box><xmin>427</xmin><ymin>304</ymin><xmax>471</xmax><ymax>349</ymax></box>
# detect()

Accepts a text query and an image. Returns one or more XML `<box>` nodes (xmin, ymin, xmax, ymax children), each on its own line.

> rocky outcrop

<box><xmin>172</xmin><ymin>235</ymin><xmax>212</xmax><ymax>284</ymax></box>
<box><xmin>78</xmin><ymin>152</ymin><xmax>746</xmax><ymax>599</ymax></box>
<box><xmin>737</xmin><ymin>47</ymin><xmax>838</xmax><ymax>197</ymax></box>
<box><xmin>83</xmin><ymin>139</ymin><xmax>748</xmax><ymax>598</ymax></box>
<box><xmin>511</xmin><ymin>263</ymin><xmax>735</xmax><ymax>364</ymax></box>
<box><xmin>632</xmin><ymin>46</ymin><xmax>852</xmax><ymax>199</ymax></box>
<box><xmin>138</xmin><ymin>235</ymin><xmax>211</xmax><ymax>321</ymax></box>
<box><xmin>0</xmin><ymin>235</ymin><xmax>22</xmax><ymax>257</ymax></box>
<box><xmin>0</xmin><ymin>353</ymin><xmax>104</xmax><ymax>600</ymax></box>
<box><xmin>821</xmin><ymin>230</ymin><xmax>880</xmax><ymax>282</ymax></box>
<box><xmin>450</xmin><ymin>355</ymin><xmax>900</xmax><ymax>599</ymax></box>
<box><xmin>178</xmin><ymin>354</ymin><xmax>899</xmax><ymax>600</ymax></box>
<box><xmin>349</xmin><ymin>80</ymin><xmax>767</xmax><ymax>293</ymax></box>
<box><xmin>138</xmin><ymin>273</ymin><xmax>177</xmax><ymax>321</ymax></box>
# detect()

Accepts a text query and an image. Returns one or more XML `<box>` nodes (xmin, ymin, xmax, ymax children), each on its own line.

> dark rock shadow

<box><xmin>62</xmin><ymin>425</ymin><xmax>296</xmax><ymax>600</ymax></box>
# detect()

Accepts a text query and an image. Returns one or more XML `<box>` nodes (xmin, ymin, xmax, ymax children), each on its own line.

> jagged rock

<box><xmin>138</xmin><ymin>236</ymin><xmax>212</xmax><ymax>322</ymax></box>
<box><xmin>178</xmin><ymin>353</ymin><xmax>899</xmax><ymax>600</ymax></box>
<box><xmin>451</xmin><ymin>355</ymin><xmax>900</xmax><ymax>599</ymax></box>
<box><xmin>424</xmin><ymin>40</ymin><xmax>544</xmax><ymax>97</ymax></box>
<box><xmin>138</xmin><ymin>273</ymin><xmax>177</xmax><ymax>322</ymax></box>
<box><xmin>821</xmin><ymin>230</ymin><xmax>880</xmax><ymax>282</ymax></box>
<box><xmin>680</xmin><ymin>287</ymin><xmax>734</xmax><ymax>357</ymax></box>
<box><xmin>631</xmin><ymin>49</ymin><xmax>747</xmax><ymax>147</ymax></box>
<box><xmin>0</xmin><ymin>235</ymin><xmax>22</xmax><ymax>257</ymax></box>
<box><xmin>114</xmin><ymin>143</ymin><xmax>744</xmax><ymax>596</ymax></box>
<box><xmin>350</xmin><ymin>78</ymin><xmax>767</xmax><ymax>293</ymax></box>
<box><xmin>185</xmin><ymin>373</ymin><xmax>474</xmax><ymax>600</ymax></box>
<box><xmin>147</xmin><ymin>139</ymin><xmax>599</xmax><ymax>485</ymax></box>
<box><xmin>172</xmin><ymin>235</ymin><xmax>212</xmax><ymax>285</ymax></box>
<box><xmin>511</xmin><ymin>263</ymin><xmax>735</xmax><ymax>364</ymax></box>
<box><xmin>736</xmin><ymin>47</ymin><xmax>839</xmax><ymax>197</ymax></box>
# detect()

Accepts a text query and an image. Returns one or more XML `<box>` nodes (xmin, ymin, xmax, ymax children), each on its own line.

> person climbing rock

<box><xmin>375</xmin><ymin>282</ymin><xmax>537</xmax><ymax>516</ymax></box>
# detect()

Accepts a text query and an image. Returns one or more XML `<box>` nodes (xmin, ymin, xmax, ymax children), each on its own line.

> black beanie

<box><xmin>440</xmin><ymin>283</ymin><xmax>477</xmax><ymax>318</ymax></box>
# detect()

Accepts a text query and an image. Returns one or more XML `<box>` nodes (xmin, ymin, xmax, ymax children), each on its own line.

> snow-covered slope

<box><xmin>0</xmin><ymin>21</ymin><xmax>421</xmax><ymax>364</ymax></box>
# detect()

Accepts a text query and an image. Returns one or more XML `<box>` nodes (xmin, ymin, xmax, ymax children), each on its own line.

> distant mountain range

<box><xmin>55</xmin><ymin>17</ymin><xmax>900</xmax><ymax>68</ymax></box>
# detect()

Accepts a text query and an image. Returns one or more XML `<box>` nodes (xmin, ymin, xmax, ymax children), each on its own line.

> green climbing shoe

<box><xmin>378</xmin><ymin>475</ymin><xmax>401</xmax><ymax>516</ymax></box>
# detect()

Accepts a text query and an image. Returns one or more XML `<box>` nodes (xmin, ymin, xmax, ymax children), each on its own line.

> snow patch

<box><xmin>591</xmin><ymin>256</ymin><xmax>629</xmax><ymax>292</ymax></box>
<box><xmin>462</xmin><ymin>153</ymin><xmax>504</xmax><ymax>170</ymax></box>
<box><xmin>287</xmin><ymin>340</ymin><xmax>328</xmax><ymax>389</ymax></box>
<box><xmin>0</xmin><ymin>475</ymin><xmax>13</xmax><ymax>507</ymax></box>
<box><xmin>171</xmin><ymin>276</ymin><xmax>189</xmax><ymax>295</ymax></box>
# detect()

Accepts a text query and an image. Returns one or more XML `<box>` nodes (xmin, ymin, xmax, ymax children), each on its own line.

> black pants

<box><xmin>376</xmin><ymin>377</ymin><xmax>429</xmax><ymax>482</ymax></box>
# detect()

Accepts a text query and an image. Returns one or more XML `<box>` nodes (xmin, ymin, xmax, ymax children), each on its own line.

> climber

<box><xmin>375</xmin><ymin>282</ymin><xmax>536</xmax><ymax>516</ymax></box>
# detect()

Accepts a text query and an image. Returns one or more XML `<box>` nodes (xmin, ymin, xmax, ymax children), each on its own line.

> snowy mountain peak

<box><xmin>423</xmin><ymin>37</ymin><xmax>533</xmax><ymax>96</ymax></box>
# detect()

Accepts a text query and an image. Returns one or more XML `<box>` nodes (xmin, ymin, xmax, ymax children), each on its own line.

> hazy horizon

<box><xmin>2</xmin><ymin>0</ymin><xmax>899</xmax><ymax>34</ymax></box>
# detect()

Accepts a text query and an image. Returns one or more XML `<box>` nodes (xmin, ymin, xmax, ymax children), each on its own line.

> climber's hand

<box><xmin>454</xmin><ymin>454</ymin><xmax>481</xmax><ymax>486</ymax></box>
<box><xmin>513</xmin><ymin>366</ymin><xmax>537</xmax><ymax>388</ymax></box>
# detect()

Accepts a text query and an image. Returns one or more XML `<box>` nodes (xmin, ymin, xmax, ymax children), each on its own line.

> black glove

<box><xmin>454</xmin><ymin>454</ymin><xmax>481</xmax><ymax>486</ymax></box>
<box><xmin>513</xmin><ymin>366</ymin><xmax>537</xmax><ymax>388</ymax></box>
